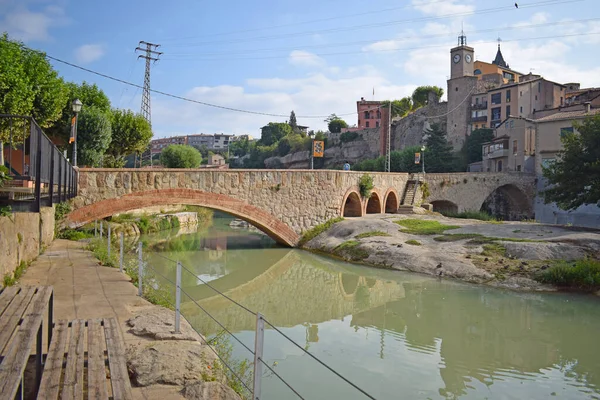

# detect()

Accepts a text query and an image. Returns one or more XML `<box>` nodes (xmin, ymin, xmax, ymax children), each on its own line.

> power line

<box><xmin>163</xmin><ymin>17</ymin><xmax>600</xmax><ymax>58</ymax></box>
<box><xmin>162</xmin><ymin>0</ymin><xmax>582</xmax><ymax>47</ymax></box>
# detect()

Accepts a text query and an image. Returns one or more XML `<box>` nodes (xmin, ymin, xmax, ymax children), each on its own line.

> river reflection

<box><xmin>140</xmin><ymin>218</ymin><xmax>600</xmax><ymax>400</ymax></box>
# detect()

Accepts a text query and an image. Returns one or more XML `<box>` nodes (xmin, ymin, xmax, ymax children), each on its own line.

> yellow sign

<box><xmin>69</xmin><ymin>116</ymin><xmax>77</xmax><ymax>143</ymax></box>
<box><xmin>414</xmin><ymin>152</ymin><xmax>421</xmax><ymax>164</ymax></box>
<box><xmin>313</xmin><ymin>140</ymin><xmax>324</xmax><ymax>158</ymax></box>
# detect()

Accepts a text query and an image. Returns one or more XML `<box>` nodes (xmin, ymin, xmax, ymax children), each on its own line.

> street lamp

<box><xmin>421</xmin><ymin>145</ymin><xmax>426</xmax><ymax>174</ymax></box>
<box><xmin>71</xmin><ymin>99</ymin><xmax>83</xmax><ymax>167</ymax></box>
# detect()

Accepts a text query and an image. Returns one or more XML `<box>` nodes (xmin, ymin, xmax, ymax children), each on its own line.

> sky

<box><xmin>1</xmin><ymin>0</ymin><xmax>600</xmax><ymax>139</ymax></box>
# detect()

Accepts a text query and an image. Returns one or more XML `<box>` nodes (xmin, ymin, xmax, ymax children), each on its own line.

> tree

<box><xmin>424</xmin><ymin>123</ymin><xmax>456</xmax><ymax>172</ymax></box>
<box><xmin>463</xmin><ymin>128</ymin><xmax>494</xmax><ymax>164</ymax></box>
<box><xmin>289</xmin><ymin>111</ymin><xmax>298</xmax><ymax>133</ymax></box>
<box><xmin>412</xmin><ymin>86</ymin><xmax>444</xmax><ymax>108</ymax></box>
<box><xmin>542</xmin><ymin>115</ymin><xmax>600</xmax><ymax>210</ymax></box>
<box><xmin>230</xmin><ymin>137</ymin><xmax>250</xmax><ymax>157</ymax></box>
<box><xmin>106</xmin><ymin>109</ymin><xmax>152</xmax><ymax>167</ymax></box>
<box><xmin>382</xmin><ymin>98</ymin><xmax>414</xmax><ymax>118</ymax></box>
<box><xmin>259</xmin><ymin>122</ymin><xmax>292</xmax><ymax>146</ymax></box>
<box><xmin>328</xmin><ymin>118</ymin><xmax>348</xmax><ymax>133</ymax></box>
<box><xmin>76</xmin><ymin>107</ymin><xmax>112</xmax><ymax>167</ymax></box>
<box><xmin>160</xmin><ymin>145</ymin><xmax>202</xmax><ymax>168</ymax></box>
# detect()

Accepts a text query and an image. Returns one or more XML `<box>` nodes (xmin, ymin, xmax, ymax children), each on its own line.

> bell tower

<box><xmin>450</xmin><ymin>30</ymin><xmax>474</xmax><ymax>78</ymax></box>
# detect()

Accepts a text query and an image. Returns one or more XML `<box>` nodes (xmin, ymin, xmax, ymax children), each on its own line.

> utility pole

<box><xmin>135</xmin><ymin>41</ymin><xmax>162</xmax><ymax>168</ymax></box>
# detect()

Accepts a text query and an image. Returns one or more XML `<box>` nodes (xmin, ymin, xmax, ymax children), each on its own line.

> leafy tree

<box><xmin>463</xmin><ymin>128</ymin><xmax>494</xmax><ymax>164</ymax></box>
<box><xmin>229</xmin><ymin>137</ymin><xmax>250</xmax><ymax>157</ymax></box>
<box><xmin>324</xmin><ymin>114</ymin><xmax>340</xmax><ymax>124</ymax></box>
<box><xmin>412</xmin><ymin>86</ymin><xmax>444</xmax><ymax>108</ymax></box>
<box><xmin>76</xmin><ymin>107</ymin><xmax>112</xmax><ymax>167</ymax></box>
<box><xmin>382</xmin><ymin>98</ymin><xmax>414</xmax><ymax>118</ymax></box>
<box><xmin>289</xmin><ymin>111</ymin><xmax>298</xmax><ymax>133</ymax></box>
<box><xmin>259</xmin><ymin>122</ymin><xmax>292</xmax><ymax>146</ymax></box>
<box><xmin>542</xmin><ymin>115</ymin><xmax>600</xmax><ymax>210</ymax></box>
<box><xmin>244</xmin><ymin>142</ymin><xmax>276</xmax><ymax>168</ymax></box>
<box><xmin>106</xmin><ymin>109</ymin><xmax>152</xmax><ymax>167</ymax></box>
<box><xmin>160</xmin><ymin>144</ymin><xmax>202</xmax><ymax>168</ymax></box>
<box><xmin>328</xmin><ymin>118</ymin><xmax>348</xmax><ymax>133</ymax></box>
<box><xmin>423</xmin><ymin>123</ymin><xmax>457</xmax><ymax>173</ymax></box>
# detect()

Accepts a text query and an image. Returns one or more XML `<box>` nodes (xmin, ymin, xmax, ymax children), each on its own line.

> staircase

<box><xmin>398</xmin><ymin>180</ymin><xmax>420</xmax><ymax>214</ymax></box>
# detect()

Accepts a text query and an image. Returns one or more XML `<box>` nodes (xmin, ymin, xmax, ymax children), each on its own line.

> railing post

<box><xmin>57</xmin><ymin>153</ymin><xmax>62</xmax><ymax>202</ymax></box>
<box><xmin>107</xmin><ymin>224</ymin><xmax>111</xmax><ymax>258</ymax></box>
<box><xmin>94</xmin><ymin>220</ymin><xmax>97</xmax><ymax>237</ymax></box>
<box><xmin>253</xmin><ymin>313</ymin><xmax>265</xmax><ymax>400</ymax></box>
<box><xmin>34</xmin><ymin>121</ymin><xmax>42</xmax><ymax>212</ymax></box>
<box><xmin>137</xmin><ymin>241</ymin><xmax>143</xmax><ymax>297</ymax></box>
<box><xmin>119</xmin><ymin>232</ymin><xmax>124</xmax><ymax>273</ymax></box>
<box><xmin>49</xmin><ymin>149</ymin><xmax>55</xmax><ymax>206</ymax></box>
<box><xmin>100</xmin><ymin>221</ymin><xmax>103</xmax><ymax>239</ymax></box>
<box><xmin>175</xmin><ymin>261</ymin><xmax>181</xmax><ymax>333</ymax></box>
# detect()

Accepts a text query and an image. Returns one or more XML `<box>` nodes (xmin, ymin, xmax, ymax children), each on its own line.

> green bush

<box><xmin>58</xmin><ymin>229</ymin><xmax>93</xmax><ymax>241</ymax></box>
<box><xmin>55</xmin><ymin>202</ymin><xmax>72</xmax><ymax>221</ymax></box>
<box><xmin>3</xmin><ymin>261</ymin><xmax>28</xmax><ymax>288</ymax></box>
<box><xmin>138</xmin><ymin>216</ymin><xmax>150</xmax><ymax>234</ymax></box>
<box><xmin>160</xmin><ymin>144</ymin><xmax>202</xmax><ymax>168</ymax></box>
<box><xmin>0</xmin><ymin>165</ymin><xmax>11</xmax><ymax>187</ymax></box>
<box><xmin>395</xmin><ymin>219</ymin><xmax>459</xmax><ymax>235</ymax></box>
<box><xmin>340</xmin><ymin>131</ymin><xmax>359</xmax><ymax>143</ymax></box>
<box><xmin>358</xmin><ymin>174</ymin><xmax>374</xmax><ymax>198</ymax></box>
<box><xmin>535</xmin><ymin>259</ymin><xmax>600</xmax><ymax>290</ymax></box>
<box><xmin>299</xmin><ymin>217</ymin><xmax>344</xmax><ymax>246</ymax></box>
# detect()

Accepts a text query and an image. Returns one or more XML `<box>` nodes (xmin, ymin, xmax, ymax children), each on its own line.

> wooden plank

<box><xmin>0</xmin><ymin>286</ymin><xmax>52</xmax><ymax>399</ymax></box>
<box><xmin>37</xmin><ymin>320</ymin><xmax>69</xmax><ymax>400</ymax></box>
<box><xmin>62</xmin><ymin>319</ymin><xmax>85</xmax><ymax>400</ymax></box>
<box><xmin>0</xmin><ymin>286</ymin><xmax>20</xmax><ymax>317</ymax></box>
<box><xmin>87</xmin><ymin>319</ymin><xmax>108</xmax><ymax>400</ymax></box>
<box><xmin>0</xmin><ymin>287</ymin><xmax>37</xmax><ymax>354</ymax></box>
<box><xmin>103</xmin><ymin>318</ymin><xmax>132</xmax><ymax>400</ymax></box>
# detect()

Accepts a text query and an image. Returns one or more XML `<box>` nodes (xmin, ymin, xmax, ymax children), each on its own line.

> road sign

<box><xmin>313</xmin><ymin>141</ymin><xmax>324</xmax><ymax>158</ymax></box>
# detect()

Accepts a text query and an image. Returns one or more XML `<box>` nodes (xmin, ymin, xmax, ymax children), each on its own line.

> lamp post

<box><xmin>71</xmin><ymin>99</ymin><xmax>83</xmax><ymax>167</ymax></box>
<box><xmin>421</xmin><ymin>145</ymin><xmax>426</xmax><ymax>174</ymax></box>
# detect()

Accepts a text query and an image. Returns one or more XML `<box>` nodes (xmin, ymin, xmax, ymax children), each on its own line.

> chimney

<box><xmin>585</xmin><ymin>102</ymin><xmax>591</xmax><ymax>113</ymax></box>
<box><xmin>361</xmin><ymin>97</ymin><xmax>365</xmax><ymax>101</ymax></box>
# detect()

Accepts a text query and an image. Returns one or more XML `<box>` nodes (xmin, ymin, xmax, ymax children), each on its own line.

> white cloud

<box><xmin>0</xmin><ymin>4</ymin><xmax>67</xmax><ymax>42</ymax></box>
<box><xmin>411</xmin><ymin>0</ymin><xmax>475</xmax><ymax>17</ymax></box>
<box><xmin>74</xmin><ymin>44</ymin><xmax>106</xmax><ymax>64</ymax></box>
<box><xmin>288</xmin><ymin>50</ymin><xmax>326</xmax><ymax>68</ymax></box>
<box><xmin>362</xmin><ymin>40</ymin><xmax>403</xmax><ymax>53</ymax></box>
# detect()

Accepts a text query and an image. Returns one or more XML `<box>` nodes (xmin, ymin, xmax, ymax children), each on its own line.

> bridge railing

<box><xmin>0</xmin><ymin>115</ymin><xmax>77</xmax><ymax>212</ymax></box>
<box><xmin>99</xmin><ymin>229</ymin><xmax>377</xmax><ymax>400</ymax></box>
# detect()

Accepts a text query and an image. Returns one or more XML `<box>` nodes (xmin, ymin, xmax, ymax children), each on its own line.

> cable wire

<box><xmin>263</xmin><ymin>318</ymin><xmax>377</xmax><ymax>400</ymax></box>
<box><xmin>260</xmin><ymin>358</ymin><xmax>306</xmax><ymax>400</ymax></box>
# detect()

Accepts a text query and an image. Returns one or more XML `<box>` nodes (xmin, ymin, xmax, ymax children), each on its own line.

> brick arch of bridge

<box><xmin>66</xmin><ymin>188</ymin><xmax>299</xmax><ymax>247</ymax></box>
<box><xmin>383</xmin><ymin>188</ymin><xmax>400</xmax><ymax>213</ymax></box>
<box><xmin>364</xmin><ymin>188</ymin><xmax>384</xmax><ymax>215</ymax></box>
<box><xmin>423</xmin><ymin>173</ymin><xmax>536</xmax><ymax>218</ymax></box>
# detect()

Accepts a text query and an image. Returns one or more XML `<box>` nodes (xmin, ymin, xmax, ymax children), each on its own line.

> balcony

<box><xmin>472</xmin><ymin>102</ymin><xmax>488</xmax><ymax>110</ymax></box>
<box><xmin>471</xmin><ymin>116</ymin><xmax>488</xmax><ymax>122</ymax></box>
<box><xmin>484</xmin><ymin>148</ymin><xmax>509</xmax><ymax>159</ymax></box>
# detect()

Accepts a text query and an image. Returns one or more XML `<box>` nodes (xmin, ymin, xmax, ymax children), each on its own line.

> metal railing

<box><xmin>96</xmin><ymin>228</ymin><xmax>377</xmax><ymax>400</ymax></box>
<box><xmin>0</xmin><ymin>115</ymin><xmax>77</xmax><ymax>211</ymax></box>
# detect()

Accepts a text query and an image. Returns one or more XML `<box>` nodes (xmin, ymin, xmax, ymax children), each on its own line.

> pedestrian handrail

<box><xmin>100</xmin><ymin>230</ymin><xmax>376</xmax><ymax>400</ymax></box>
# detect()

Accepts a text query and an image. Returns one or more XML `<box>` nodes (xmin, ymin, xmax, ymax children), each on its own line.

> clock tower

<box><xmin>450</xmin><ymin>31</ymin><xmax>474</xmax><ymax>79</ymax></box>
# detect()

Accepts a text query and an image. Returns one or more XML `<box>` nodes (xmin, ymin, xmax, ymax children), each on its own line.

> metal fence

<box><xmin>0</xmin><ymin>115</ymin><xmax>77</xmax><ymax>211</ymax></box>
<box><xmin>99</xmin><ymin>228</ymin><xmax>377</xmax><ymax>400</ymax></box>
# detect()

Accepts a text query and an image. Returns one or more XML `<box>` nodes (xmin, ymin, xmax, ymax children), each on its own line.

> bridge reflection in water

<box><xmin>143</xmin><ymin>228</ymin><xmax>600</xmax><ymax>400</ymax></box>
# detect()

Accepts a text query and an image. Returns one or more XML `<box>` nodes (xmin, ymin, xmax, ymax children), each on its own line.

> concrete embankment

<box><xmin>302</xmin><ymin>214</ymin><xmax>600</xmax><ymax>291</ymax></box>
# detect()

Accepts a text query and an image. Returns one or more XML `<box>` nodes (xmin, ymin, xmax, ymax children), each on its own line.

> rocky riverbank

<box><xmin>302</xmin><ymin>214</ymin><xmax>600</xmax><ymax>292</ymax></box>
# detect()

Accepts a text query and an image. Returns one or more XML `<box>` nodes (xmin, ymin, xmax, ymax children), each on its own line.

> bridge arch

<box><xmin>341</xmin><ymin>189</ymin><xmax>363</xmax><ymax>218</ymax></box>
<box><xmin>430</xmin><ymin>200</ymin><xmax>458</xmax><ymax>214</ymax></box>
<box><xmin>384</xmin><ymin>189</ymin><xmax>399</xmax><ymax>214</ymax></box>
<box><xmin>480</xmin><ymin>184</ymin><xmax>533</xmax><ymax>220</ymax></box>
<box><xmin>66</xmin><ymin>188</ymin><xmax>299</xmax><ymax>247</ymax></box>
<box><xmin>365</xmin><ymin>189</ymin><xmax>383</xmax><ymax>214</ymax></box>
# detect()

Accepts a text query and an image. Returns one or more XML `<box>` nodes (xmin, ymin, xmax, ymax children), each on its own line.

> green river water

<box><xmin>138</xmin><ymin>215</ymin><xmax>600</xmax><ymax>400</ymax></box>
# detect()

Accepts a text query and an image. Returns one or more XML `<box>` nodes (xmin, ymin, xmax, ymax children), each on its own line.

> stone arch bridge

<box><xmin>68</xmin><ymin>169</ymin><xmax>536</xmax><ymax>247</ymax></box>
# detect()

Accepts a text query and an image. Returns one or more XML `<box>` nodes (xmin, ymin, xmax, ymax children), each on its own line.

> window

<box><xmin>560</xmin><ymin>96</ymin><xmax>563</xmax><ymax>105</ymax></box>
<box><xmin>510</xmin><ymin>120</ymin><xmax>515</xmax><ymax>128</ymax></box>
<box><xmin>376</xmin><ymin>121</ymin><xmax>380</xmax><ymax>128</ymax></box>
<box><xmin>364</xmin><ymin>111</ymin><xmax>369</xmax><ymax>119</ymax></box>
<box><xmin>560</xmin><ymin>127</ymin><xmax>574</xmax><ymax>137</ymax></box>
<box><xmin>474</xmin><ymin>69</ymin><xmax>482</xmax><ymax>75</ymax></box>
<box><xmin>506</xmin><ymin>90</ymin><xmax>511</xmax><ymax>102</ymax></box>
<box><xmin>520</xmin><ymin>91</ymin><xmax>523</xmax><ymax>97</ymax></box>
<box><xmin>503</xmin><ymin>72</ymin><xmax>514</xmax><ymax>81</ymax></box>
<box><xmin>491</xmin><ymin>93</ymin><xmax>501</xmax><ymax>104</ymax></box>
<box><xmin>497</xmin><ymin>160</ymin><xmax>503</xmax><ymax>172</ymax></box>
<box><xmin>535</xmin><ymin>95</ymin><xmax>538</xmax><ymax>101</ymax></box>
<box><xmin>366</xmin><ymin>121</ymin><xmax>370</xmax><ymax>128</ymax></box>
<box><xmin>506</xmin><ymin>105</ymin><xmax>511</xmax><ymax>118</ymax></box>
<box><xmin>542</xmin><ymin>158</ymin><xmax>555</xmax><ymax>168</ymax></box>
<box><xmin>517</xmin><ymin>165</ymin><xmax>522</xmax><ymax>171</ymax></box>
<box><xmin>376</xmin><ymin>110</ymin><xmax>381</xmax><ymax>119</ymax></box>
<box><xmin>538</xmin><ymin>82</ymin><xmax>542</xmax><ymax>93</ymax></box>
<box><xmin>491</xmin><ymin>107</ymin><xmax>501</xmax><ymax>121</ymax></box>
<box><xmin>370</xmin><ymin>111</ymin><xmax>374</xmax><ymax>119</ymax></box>
<box><xmin>475</xmin><ymin>97</ymin><xmax>479</xmax><ymax>104</ymax></box>
<box><xmin>513</xmin><ymin>140</ymin><xmax>518</xmax><ymax>154</ymax></box>
<box><xmin>520</xmin><ymin>106</ymin><xmax>523</xmax><ymax>113</ymax></box>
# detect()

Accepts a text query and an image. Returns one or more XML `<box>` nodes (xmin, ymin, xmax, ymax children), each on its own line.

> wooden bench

<box><xmin>37</xmin><ymin>318</ymin><xmax>132</xmax><ymax>400</ymax></box>
<box><xmin>0</xmin><ymin>286</ymin><xmax>53</xmax><ymax>400</ymax></box>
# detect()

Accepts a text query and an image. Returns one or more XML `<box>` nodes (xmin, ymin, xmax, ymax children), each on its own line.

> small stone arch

<box><xmin>430</xmin><ymin>200</ymin><xmax>458</xmax><ymax>214</ymax></box>
<box><xmin>341</xmin><ymin>189</ymin><xmax>363</xmax><ymax>218</ymax></box>
<box><xmin>340</xmin><ymin>274</ymin><xmax>360</xmax><ymax>297</ymax></box>
<box><xmin>481</xmin><ymin>184</ymin><xmax>533</xmax><ymax>220</ymax></box>
<box><xmin>384</xmin><ymin>189</ymin><xmax>399</xmax><ymax>214</ymax></box>
<box><xmin>365</xmin><ymin>190</ymin><xmax>383</xmax><ymax>214</ymax></box>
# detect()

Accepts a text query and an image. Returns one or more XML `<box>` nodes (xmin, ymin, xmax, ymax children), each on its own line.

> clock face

<box><xmin>453</xmin><ymin>54</ymin><xmax>461</xmax><ymax>64</ymax></box>
<box><xmin>465</xmin><ymin>54</ymin><xmax>472</xmax><ymax>63</ymax></box>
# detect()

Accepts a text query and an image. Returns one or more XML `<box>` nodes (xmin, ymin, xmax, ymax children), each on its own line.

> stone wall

<box><xmin>0</xmin><ymin>206</ymin><xmax>55</xmax><ymax>280</ymax></box>
<box><xmin>392</xmin><ymin>101</ymin><xmax>448</xmax><ymax>150</ymax></box>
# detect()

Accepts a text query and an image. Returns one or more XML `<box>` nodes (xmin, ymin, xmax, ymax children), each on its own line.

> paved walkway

<box><xmin>20</xmin><ymin>239</ymin><xmax>184</xmax><ymax>399</ymax></box>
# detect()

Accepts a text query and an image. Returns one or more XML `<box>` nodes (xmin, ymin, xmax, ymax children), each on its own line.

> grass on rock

<box><xmin>395</xmin><ymin>219</ymin><xmax>460</xmax><ymax>235</ymax></box>
<box><xmin>535</xmin><ymin>258</ymin><xmax>600</xmax><ymax>290</ymax></box>
<box><xmin>299</xmin><ymin>217</ymin><xmax>344</xmax><ymax>246</ymax></box>
<box><xmin>333</xmin><ymin>240</ymin><xmax>369</xmax><ymax>261</ymax></box>
<box><xmin>434</xmin><ymin>233</ymin><xmax>483</xmax><ymax>242</ymax></box>
<box><xmin>481</xmin><ymin>243</ymin><xmax>507</xmax><ymax>257</ymax></box>
<box><xmin>355</xmin><ymin>231</ymin><xmax>391</xmax><ymax>239</ymax></box>
<box><xmin>2</xmin><ymin>261</ymin><xmax>28</xmax><ymax>287</ymax></box>
<box><xmin>440</xmin><ymin>210</ymin><xmax>500</xmax><ymax>222</ymax></box>
<box><xmin>405</xmin><ymin>240</ymin><xmax>422</xmax><ymax>246</ymax></box>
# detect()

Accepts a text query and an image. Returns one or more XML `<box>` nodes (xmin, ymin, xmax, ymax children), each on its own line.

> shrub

<box><xmin>55</xmin><ymin>202</ymin><xmax>72</xmax><ymax>222</ymax></box>
<box><xmin>358</xmin><ymin>174</ymin><xmax>374</xmax><ymax>198</ymax></box>
<box><xmin>299</xmin><ymin>217</ymin><xmax>344</xmax><ymax>246</ymax></box>
<box><xmin>420</xmin><ymin>182</ymin><xmax>430</xmax><ymax>201</ymax></box>
<box><xmin>395</xmin><ymin>219</ymin><xmax>459</xmax><ymax>235</ymax></box>
<box><xmin>0</xmin><ymin>165</ymin><xmax>11</xmax><ymax>187</ymax></box>
<box><xmin>340</xmin><ymin>131</ymin><xmax>359</xmax><ymax>143</ymax></box>
<box><xmin>535</xmin><ymin>259</ymin><xmax>600</xmax><ymax>290</ymax></box>
<box><xmin>58</xmin><ymin>229</ymin><xmax>93</xmax><ymax>241</ymax></box>
<box><xmin>160</xmin><ymin>144</ymin><xmax>202</xmax><ymax>168</ymax></box>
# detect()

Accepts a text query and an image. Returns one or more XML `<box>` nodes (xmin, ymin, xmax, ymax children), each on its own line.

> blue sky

<box><xmin>2</xmin><ymin>0</ymin><xmax>600</xmax><ymax>138</ymax></box>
